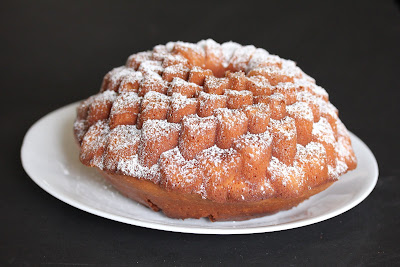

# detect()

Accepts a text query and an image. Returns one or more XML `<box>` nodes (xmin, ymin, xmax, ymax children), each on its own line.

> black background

<box><xmin>1</xmin><ymin>0</ymin><xmax>400</xmax><ymax>265</ymax></box>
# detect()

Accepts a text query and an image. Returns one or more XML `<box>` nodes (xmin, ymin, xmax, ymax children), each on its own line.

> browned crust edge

<box><xmin>74</xmin><ymin>121</ymin><xmax>344</xmax><ymax>221</ymax></box>
<box><xmin>100</xmin><ymin>170</ymin><xmax>335</xmax><ymax>221</ymax></box>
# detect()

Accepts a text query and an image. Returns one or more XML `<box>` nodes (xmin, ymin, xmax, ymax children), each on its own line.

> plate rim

<box><xmin>21</xmin><ymin>102</ymin><xmax>379</xmax><ymax>235</ymax></box>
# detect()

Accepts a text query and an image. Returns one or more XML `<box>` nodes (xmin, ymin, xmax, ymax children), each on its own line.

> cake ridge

<box><xmin>75</xmin><ymin>39</ymin><xmax>357</xmax><ymax>205</ymax></box>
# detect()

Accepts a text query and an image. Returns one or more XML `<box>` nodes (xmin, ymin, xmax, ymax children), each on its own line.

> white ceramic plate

<box><xmin>21</xmin><ymin>102</ymin><xmax>378</xmax><ymax>234</ymax></box>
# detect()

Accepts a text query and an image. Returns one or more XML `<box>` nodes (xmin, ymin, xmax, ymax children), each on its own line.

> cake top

<box><xmin>74</xmin><ymin>39</ymin><xmax>357</xmax><ymax>202</ymax></box>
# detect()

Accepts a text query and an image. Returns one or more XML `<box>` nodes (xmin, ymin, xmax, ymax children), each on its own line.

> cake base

<box><xmin>101</xmin><ymin>171</ymin><xmax>335</xmax><ymax>221</ymax></box>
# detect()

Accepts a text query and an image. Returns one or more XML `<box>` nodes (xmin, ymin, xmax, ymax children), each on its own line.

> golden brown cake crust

<box><xmin>101</xmin><ymin>171</ymin><xmax>335</xmax><ymax>221</ymax></box>
<box><xmin>74</xmin><ymin>39</ymin><xmax>357</xmax><ymax>221</ymax></box>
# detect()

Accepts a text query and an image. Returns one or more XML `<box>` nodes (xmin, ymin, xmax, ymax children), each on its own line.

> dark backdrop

<box><xmin>1</xmin><ymin>0</ymin><xmax>399</xmax><ymax>266</ymax></box>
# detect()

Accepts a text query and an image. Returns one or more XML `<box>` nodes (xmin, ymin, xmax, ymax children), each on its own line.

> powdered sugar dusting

<box><xmin>287</xmin><ymin>101</ymin><xmax>313</xmax><ymax>121</ymax></box>
<box><xmin>328</xmin><ymin>159</ymin><xmax>348</xmax><ymax>179</ymax></box>
<box><xmin>117</xmin><ymin>154</ymin><xmax>161</xmax><ymax>182</ymax></box>
<box><xmin>80</xmin><ymin>120</ymin><xmax>110</xmax><ymax>169</ymax></box>
<box><xmin>110</xmin><ymin>92</ymin><xmax>141</xmax><ymax>115</ymax></box>
<box><xmin>234</xmin><ymin>132</ymin><xmax>273</xmax><ymax>153</ymax></box>
<box><xmin>75</xmin><ymin>39</ymin><xmax>357</xmax><ymax>202</ymax></box>
<box><xmin>269</xmin><ymin>117</ymin><xmax>296</xmax><ymax>140</ymax></box>
<box><xmin>229</xmin><ymin>45</ymin><xmax>256</xmax><ymax>70</ymax></box>
<box><xmin>312</xmin><ymin>117</ymin><xmax>336</xmax><ymax>145</ymax></box>
<box><xmin>141</xmin><ymin>119</ymin><xmax>180</xmax><ymax>140</ymax></box>
<box><xmin>141</xmin><ymin>91</ymin><xmax>169</xmax><ymax>108</ymax></box>
<box><xmin>221</xmin><ymin>41</ymin><xmax>241</xmax><ymax>67</ymax></box>
<box><xmin>163</xmin><ymin>63</ymin><xmax>189</xmax><ymax>78</ymax></box>
<box><xmin>107</xmin><ymin>125</ymin><xmax>140</xmax><ymax>152</ymax></box>
<box><xmin>246</xmin><ymin>48</ymin><xmax>271</xmax><ymax>71</ymax></box>
<box><xmin>74</xmin><ymin>119</ymin><xmax>88</xmax><ymax>143</ymax></box>
<box><xmin>268</xmin><ymin>156</ymin><xmax>305</xmax><ymax>189</ymax></box>
<box><xmin>96</xmin><ymin>90</ymin><xmax>117</xmax><ymax>103</ymax></box>
<box><xmin>159</xmin><ymin>147</ymin><xmax>204</xmax><ymax>196</ymax></box>
<box><xmin>170</xmin><ymin>93</ymin><xmax>197</xmax><ymax>110</ymax></box>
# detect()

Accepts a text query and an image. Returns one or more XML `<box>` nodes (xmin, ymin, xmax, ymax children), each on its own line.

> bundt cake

<box><xmin>74</xmin><ymin>39</ymin><xmax>357</xmax><ymax>221</ymax></box>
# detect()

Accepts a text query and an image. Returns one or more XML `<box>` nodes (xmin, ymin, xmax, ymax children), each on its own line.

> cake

<box><xmin>74</xmin><ymin>39</ymin><xmax>357</xmax><ymax>221</ymax></box>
